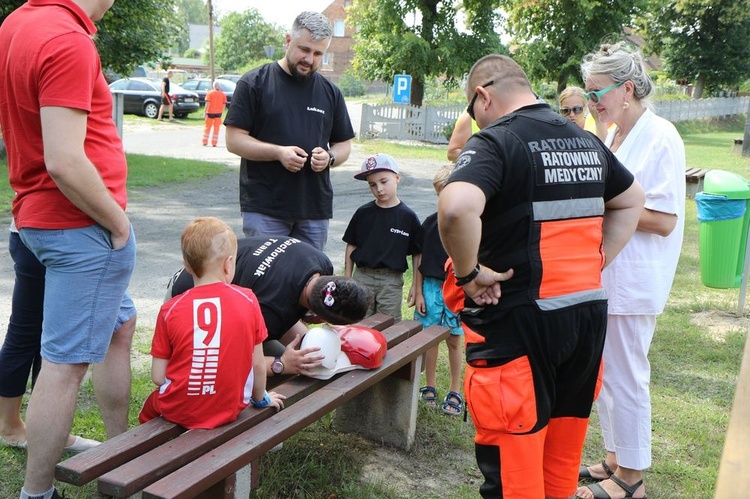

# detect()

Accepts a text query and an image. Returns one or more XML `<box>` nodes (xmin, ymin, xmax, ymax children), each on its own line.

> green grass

<box><xmin>356</xmin><ymin>139</ymin><xmax>450</xmax><ymax>163</ymax></box>
<box><xmin>2</xmin><ymin>116</ymin><xmax>750</xmax><ymax>497</ymax></box>
<box><xmin>0</xmin><ymin>154</ymin><xmax>227</xmax><ymax>214</ymax></box>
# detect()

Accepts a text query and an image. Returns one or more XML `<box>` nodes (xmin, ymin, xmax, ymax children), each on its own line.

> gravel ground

<box><xmin>0</xmin><ymin>120</ymin><xmax>446</xmax><ymax>339</ymax></box>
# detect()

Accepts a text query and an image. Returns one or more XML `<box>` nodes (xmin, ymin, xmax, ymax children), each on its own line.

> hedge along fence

<box><xmin>360</xmin><ymin>97</ymin><xmax>750</xmax><ymax>144</ymax></box>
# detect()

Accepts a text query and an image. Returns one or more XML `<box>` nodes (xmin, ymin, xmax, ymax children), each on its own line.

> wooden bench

<box><xmin>686</xmin><ymin>167</ymin><xmax>710</xmax><ymax>198</ymax></box>
<box><xmin>715</xmin><ymin>332</ymin><xmax>750</xmax><ymax>497</ymax></box>
<box><xmin>55</xmin><ymin>314</ymin><xmax>449</xmax><ymax>498</ymax></box>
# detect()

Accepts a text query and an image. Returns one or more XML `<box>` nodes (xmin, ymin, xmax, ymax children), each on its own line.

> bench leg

<box><xmin>191</xmin><ymin>466</ymin><xmax>251</xmax><ymax>499</ymax></box>
<box><xmin>333</xmin><ymin>356</ymin><xmax>423</xmax><ymax>451</ymax></box>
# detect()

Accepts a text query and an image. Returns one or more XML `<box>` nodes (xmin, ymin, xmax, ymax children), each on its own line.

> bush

<box><xmin>443</xmin><ymin>121</ymin><xmax>455</xmax><ymax>142</ymax></box>
<box><xmin>183</xmin><ymin>48</ymin><xmax>201</xmax><ymax>59</ymax></box>
<box><xmin>339</xmin><ymin>72</ymin><xmax>366</xmax><ymax>97</ymax></box>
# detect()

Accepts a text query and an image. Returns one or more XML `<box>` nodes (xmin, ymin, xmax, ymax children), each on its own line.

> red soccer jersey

<box><xmin>151</xmin><ymin>282</ymin><xmax>268</xmax><ymax>429</ymax></box>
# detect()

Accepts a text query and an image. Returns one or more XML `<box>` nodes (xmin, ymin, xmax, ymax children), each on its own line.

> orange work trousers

<box><xmin>203</xmin><ymin>116</ymin><xmax>221</xmax><ymax>146</ymax></box>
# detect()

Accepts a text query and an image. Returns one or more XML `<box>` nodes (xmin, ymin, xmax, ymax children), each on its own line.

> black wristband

<box><xmin>454</xmin><ymin>264</ymin><xmax>481</xmax><ymax>287</ymax></box>
<box><xmin>326</xmin><ymin>148</ymin><xmax>335</xmax><ymax>167</ymax></box>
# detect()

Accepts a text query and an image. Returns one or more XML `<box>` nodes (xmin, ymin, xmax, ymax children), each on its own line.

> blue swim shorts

<box><xmin>414</xmin><ymin>277</ymin><xmax>463</xmax><ymax>335</ymax></box>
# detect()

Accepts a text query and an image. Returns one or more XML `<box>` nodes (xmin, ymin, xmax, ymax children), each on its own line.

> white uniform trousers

<box><xmin>596</xmin><ymin>314</ymin><xmax>657</xmax><ymax>470</ymax></box>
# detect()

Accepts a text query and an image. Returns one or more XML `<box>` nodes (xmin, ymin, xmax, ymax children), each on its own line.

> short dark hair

<box><xmin>308</xmin><ymin>276</ymin><xmax>370</xmax><ymax>324</ymax></box>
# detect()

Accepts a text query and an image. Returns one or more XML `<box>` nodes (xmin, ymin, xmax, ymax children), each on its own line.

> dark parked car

<box><xmin>181</xmin><ymin>78</ymin><xmax>236</xmax><ymax>107</ymax></box>
<box><xmin>108</xmin><ymin>78</ymin><xmax>200</xmax><ymax>119</ymax></box>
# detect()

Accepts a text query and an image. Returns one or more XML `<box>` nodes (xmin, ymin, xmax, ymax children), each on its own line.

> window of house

<box><xmin>323</xmin><ymin>53</ymin><xmax>333</xmax><ymax>68</ymax></box>
<box><xmin>333</xmin><ymin>20</ymin><xmax>345</xmax><ymax>37</ymax></box>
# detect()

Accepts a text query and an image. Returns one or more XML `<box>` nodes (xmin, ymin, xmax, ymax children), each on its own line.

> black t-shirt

<box><xmin>162</xmin><ymin>77</ymin><xmax>170</xmax><ymax>95</ymax></box>
<box><xmin>169</xmin><ymin>236</ymin><xmax>334</xmax><ymax>340</ymax></box>
<box><xmin>343</xmin><ymin>201</ymin><xmax>423</xmax><ymax>273</ymax></box>
<box><xmin>225</xmin><ymin>63</ymin><xmax>355</xmax><ymax>220</ymax></box>
<box><xmin>449</xmin><ymin>103</ymin><xmax>634</xmax><ymax>310</ymax></box>
<box><xmin>418</xmin><ymin>212</ymin><xmax>448</xmax><ymax>280</ymax></box>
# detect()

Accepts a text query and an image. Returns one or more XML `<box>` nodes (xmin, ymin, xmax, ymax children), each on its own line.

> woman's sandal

<box><xmin>582</xmin><ymin>475</ymin><xmax>647</xmax><ymax>499</ymax></box>
<box><xmin>579</xmin><ymin>460</ymin><xmax>615</xmax><ymax>480</ymax></box>
<box><xmin>441</xmin><ymin>391</ymin><xmax>463</xmax><ymax>416</ymax></box>
<box><xmin>419</xmin><ymin>386</ymin><xmax>437</xmax><ymax>407</ymax></box>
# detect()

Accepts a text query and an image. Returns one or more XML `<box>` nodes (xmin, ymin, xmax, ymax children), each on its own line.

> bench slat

<box><xmin>94</xmin><ymin>320</ymin><xmax>422</xmax><ymax>497</ymax></box>
<box><xmin>141</xmin><ymin>325</ymin><xmax>448</xmax><ymax>499</ymax></box>
<box><xmin>55</xmin><ymin>314</ymin><xmax>394</xmax><ymax>487</ymax></box>
<box><xmin>54</xmin><ymin>417</ymin><xmax>183</xmax><ymax>485</ymax></box>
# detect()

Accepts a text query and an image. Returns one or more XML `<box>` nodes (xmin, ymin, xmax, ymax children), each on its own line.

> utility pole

<box><xmin>207</xmin><ymin>0</ymin><xmax>215</xmax><ymax>82</ymax></box>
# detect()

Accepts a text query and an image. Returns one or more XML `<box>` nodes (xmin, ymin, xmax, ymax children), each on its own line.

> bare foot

<box><xmin>0</xmin><ymin>429</ymin><xmax>27</xmax><ymax>447</ymax></box>
<box><xmin>581</xmin><ymin>461</ymin><xmax>616</xmax><ymax>481</ymax></box>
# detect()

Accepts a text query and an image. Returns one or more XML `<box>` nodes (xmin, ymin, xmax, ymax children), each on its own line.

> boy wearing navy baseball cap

<box><xmin>343</xmin><ymin>153</ymin><xmax>423</xmax><ymax>321</ymax></box>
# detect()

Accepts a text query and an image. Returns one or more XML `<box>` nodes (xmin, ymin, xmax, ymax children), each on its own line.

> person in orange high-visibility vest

<box><xmin>203</xmin><ymin>81</ymin><xmax>227</xmax><ymax>147</ymax></box>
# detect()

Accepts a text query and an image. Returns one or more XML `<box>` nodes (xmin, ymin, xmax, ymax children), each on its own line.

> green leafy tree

<box><xmin>641</xmin><ymin>0</ymin><xmax>750</xmax><ymax>98</ymax></box>
<box><xmin>349</xmin><ymin>0</ymin><xmax>505</xmax><ymax>107</ymax></box>
<box><xmin>502</xmin><ymin>0</ymin><xmax>643</xmax><ymax>94</ymax></box>
<box><xmin>97</xmin><ymin>0</ymin><xmax>181</xmax><ymax>75</ymax></box>
<box><xmin>214</xmin><ymin>9</ymin><xmax>284</xmax><ymax>72</ymax></box>
<box><xmin>1</xmin><ymin>0</ymin><xmax>180</xmax><ymax>77</ymax></box>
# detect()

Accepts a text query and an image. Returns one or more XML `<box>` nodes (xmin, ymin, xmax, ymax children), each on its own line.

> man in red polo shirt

<box><xmin>0</xmin><ymin>1</ymin><xmax>137</xmax><ymax>498</ymax></box>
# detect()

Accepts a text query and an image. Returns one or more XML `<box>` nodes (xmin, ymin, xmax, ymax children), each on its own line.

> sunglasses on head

<box><xmin>560</xmin><ymin>105</ymin><xmax>584</xmax><ymax>116</ymax></box>
<box><xmin>584</xmin><ymin>81</ymin><xmax>624</xmax><ymax>103</ymax></box>
<box><xmin>467</xmin><ymin>80</ymin><xmax>495</xmax><ymax>120</ymax></box>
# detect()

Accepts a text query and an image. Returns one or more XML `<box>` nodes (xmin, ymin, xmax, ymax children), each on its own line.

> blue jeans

<box><xmin>20</xmin><ymin>224</ymin><xmax>137</xmax><ymax>364</ymax></box>
<box><xmin>241</xmin><ymin>212</ymin><xmax>329</xmax><ymax>250</ymax></box>
<box><xmin>0</xmin><ymin>232</ymin><xmax>45</xmax><ymax>397</ymax></box>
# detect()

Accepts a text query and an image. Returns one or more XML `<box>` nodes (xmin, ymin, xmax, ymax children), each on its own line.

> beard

<box><xmin>287</xmin><ymin>56</ymin><xmax>317</xmax><ymax>82</ymax></box>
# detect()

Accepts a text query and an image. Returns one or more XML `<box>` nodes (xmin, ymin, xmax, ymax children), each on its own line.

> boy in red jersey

<box><xmin>140</xmin><ymin>218</ymin><xmax>284</xmax><ymax>428</ymax></box>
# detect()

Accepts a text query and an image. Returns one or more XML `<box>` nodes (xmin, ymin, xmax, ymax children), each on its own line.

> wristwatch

<box><xmin>271</xmin><ymin>356</ymin><xmax>284</xmax><ymax>375</ymax></box>
<box><xmin>326</xmin><ymin>148</ymin><xmax>335</xmax><ymax>167</ymax></box>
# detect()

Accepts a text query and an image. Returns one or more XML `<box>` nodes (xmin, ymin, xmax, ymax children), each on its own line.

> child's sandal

<box><xmin>419</xmin><ymin>386</ymin><xmax>437</xmax><ymax>407</ymax></box>
<box><xmin>441</xmin><ymin>391</ymin><xmax>463</xmax><ymax>416</ymax></box>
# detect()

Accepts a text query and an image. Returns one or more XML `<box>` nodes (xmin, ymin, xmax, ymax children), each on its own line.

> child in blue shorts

<box><xmin>410</xmin><ymin>164</ymin><xmax>464</xmax><ymax>416</ymax></box>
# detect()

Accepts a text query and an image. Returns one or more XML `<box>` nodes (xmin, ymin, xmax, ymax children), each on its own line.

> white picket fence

<box><xmin>360</xmin><ymin>97</ymin><xmax>750</xmax><ymax>144</ymax></box>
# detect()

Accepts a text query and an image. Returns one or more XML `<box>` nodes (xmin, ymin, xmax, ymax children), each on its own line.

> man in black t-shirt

<box><xmin>225</xmin><ymin>12</ymin><xmax>355</xmax><ymax>251</ymax></box>
<box><xmin>168</xmin><ymin>236</ymin><xmax>370</xmax><ymax>378</ymax></box>
<box><xmin>438</xmin><ymin>55</ymin><xmax>645</xmax><ymax>498</ymax></box>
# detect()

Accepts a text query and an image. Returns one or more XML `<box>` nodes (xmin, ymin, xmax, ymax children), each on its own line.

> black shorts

<box><xmin>161</xmin><ymin>95</ymin><xmax>172</xmax><ymax>105</ymax></box>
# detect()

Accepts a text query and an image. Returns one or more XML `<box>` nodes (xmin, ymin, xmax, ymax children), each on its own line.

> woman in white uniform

<box><xmin>576</xmin><ymin>43</ymin><xmax>686</xmax><ymax>499</ymax></box>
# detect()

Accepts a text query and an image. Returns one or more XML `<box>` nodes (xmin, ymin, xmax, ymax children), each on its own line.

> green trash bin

<box><xmin>697</xmin><ymin>170</ymin><xmax>750</xmax><ymax>288</ymax></box>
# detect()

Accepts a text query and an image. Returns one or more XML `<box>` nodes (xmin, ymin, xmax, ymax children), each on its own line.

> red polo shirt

<box><xmin>0</xmin><ymin>0</ymin><xmax>127</xmax><ymax>229</ymax></box>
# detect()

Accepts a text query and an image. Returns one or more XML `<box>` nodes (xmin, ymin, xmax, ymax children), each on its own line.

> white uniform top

<box><xmin>603</xmin><ymin>109</ymin><xmax>686</xmax><ymax>315</ymax></box>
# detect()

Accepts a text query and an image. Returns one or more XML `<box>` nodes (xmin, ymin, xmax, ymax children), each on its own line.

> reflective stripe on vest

<box><xmin>536</xmin><ymin>288</ymin><xmax>607</xmax><ymax>311</ymax></box>
<box><xmin>532</xmin><ymin>197</ymin><xmax>604</xmax><ymax>221</ymax></box>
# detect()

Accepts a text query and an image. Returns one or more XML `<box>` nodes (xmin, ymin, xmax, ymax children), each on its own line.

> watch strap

<box><xmin>454</xmin><ymin>264</ymin><xmax>481</xmax><ymax>287</ymax></box>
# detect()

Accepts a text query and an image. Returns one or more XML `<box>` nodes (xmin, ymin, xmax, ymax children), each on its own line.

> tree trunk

<box><xmin>693</xmin><ymin>73</ymin><xmax>706</xmax><ymax>99</ymax></box>
<box><xmin>411</xmin><ymin>78</ymin><xmax>425</xmax><ymax>107</ymax></box>
<box><xmin>557</xmin><ymin>72</ymin><xmax>568</xmax><ymax>97</ymax></box>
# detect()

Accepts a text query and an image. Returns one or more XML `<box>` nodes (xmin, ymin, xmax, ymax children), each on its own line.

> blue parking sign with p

<box><xmin>393</xmin><ymin>74</ymin><xmax>411</xmax><ymax>104</ymax></box>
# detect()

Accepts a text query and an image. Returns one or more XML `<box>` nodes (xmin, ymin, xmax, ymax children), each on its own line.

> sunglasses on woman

<box><xmin>584</xmin><ymin>81</ymin><xmax>624</xmax><ymax>103</ymax></box>
<box><xmin>560</xmin><ymin>105</ymin><xmax>584</xmax><ymax>116</ymax></box>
